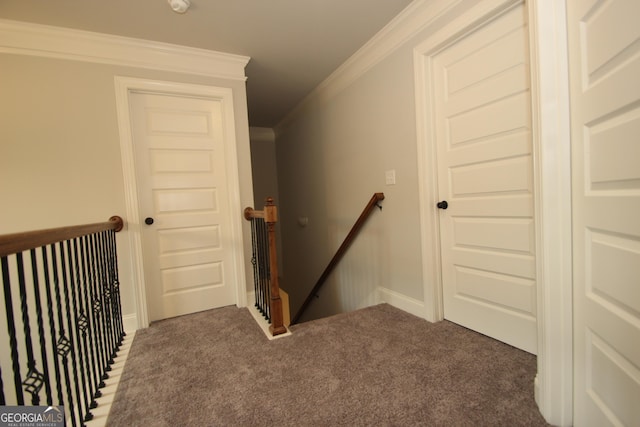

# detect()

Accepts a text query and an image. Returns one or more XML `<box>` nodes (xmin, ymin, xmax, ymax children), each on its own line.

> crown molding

<box><xmin>274</xmin><ymin>0</ymin><xmax>462</xmax><ymax>135</ymax></box>
<box><xmin>0</xmin><ymin>19</ymin><xmax>250</xmax><ymax>81</ymax></box>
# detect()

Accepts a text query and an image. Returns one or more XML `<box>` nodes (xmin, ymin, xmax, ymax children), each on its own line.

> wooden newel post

<box><xmin>264</xmin><ymin>197</ymin><xmax>287</xmax><ymax>336</ymax></box>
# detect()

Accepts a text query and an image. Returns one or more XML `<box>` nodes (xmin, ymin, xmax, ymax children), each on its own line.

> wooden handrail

<box><xmin>290</xmin><ymin>192</ymin><xmax>384</xmax><ymax>325</ymax></box>
<box><xmin>0</xmin><ymin>216</ymin><xmax>124</xmax><ymax>257</ymax></box>
<box><xmin>244</xmin><ymin>198</ymin><xmax>287</xmax><ymax>336</ymax></box>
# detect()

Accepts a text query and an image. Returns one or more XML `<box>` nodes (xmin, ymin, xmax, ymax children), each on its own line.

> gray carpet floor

<box><xmin>107</xmin><ymin>303</ymin><xmax>549</xmax><ymax>426</ymax></box>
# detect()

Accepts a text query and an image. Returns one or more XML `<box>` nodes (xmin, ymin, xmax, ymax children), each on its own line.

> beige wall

<box><xmin>249</xmin><ymin>127</ymin><xmax>280</xmax><ymax>208</ymax></box>
<box><xmin>0</xmin><ymin>53</ymin><xmax>254</xmax><ymax>320</ymax></box>
<box><xmin>248</xmin><ymin>126</ymin><xmax>284</xmax><ymax>284</ymax></box>
<box><xmin>274</xmin><ymin>2</ymin><xmax>475</xmax><ymax>321</ymax></box>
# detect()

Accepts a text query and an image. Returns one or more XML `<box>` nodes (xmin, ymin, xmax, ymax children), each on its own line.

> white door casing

<box><xmin>115</xmin><ymin>77</ymin><xmax>247</xmax><ymax>327</ymax></box>
<box><xmin>130</xmin><ymin>92</ymin><xmax>237</xmax><ymax>321</ymax></box>
<box><xmin>567</xmin><ymin>0</ymin><xmax>640</xmax><ymax>424</ymax></box>
<box><xmin>431</xmin><ymin>3</ymin><xmax>537</xmax><ymax>354</ymax></box>
<box><xmin>526</xmin><ymin>0</ymin><xmax>573</xmax><ymax>424</ymax></box>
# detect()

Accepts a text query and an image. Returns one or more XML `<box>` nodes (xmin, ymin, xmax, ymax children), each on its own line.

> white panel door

<box><xmin>567</xmin><ymin>0</ymin><xmax>640</xmax><ymax>424</ymax></box>
<box><xmin>433</xmin><ymin>4</ymin><xmax>537</xmax><ymax>354</ymax></box>
<box><xmin>130</xmin><ymin>92</ymin><xmax>237</xmax><ymax>321</ymax></box>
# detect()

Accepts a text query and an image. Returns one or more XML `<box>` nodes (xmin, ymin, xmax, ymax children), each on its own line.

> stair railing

<box><xmin>0</xmin><ymin>216</ymin><xmax>125</xmax><ymax>426</ymax></box>
<box><xmin>244</xmin><ymin>198</ymin><xmax>287</xmax><ymax>336</ymax></box>
<box><xmin>290</xmin><ymin>192</ymin><xmax>384</xmax><ymax>325</ymax></box>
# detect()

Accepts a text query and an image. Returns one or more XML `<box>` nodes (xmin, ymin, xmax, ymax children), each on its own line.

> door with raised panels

<box><xmin>130</xmin><ymin>91</ymin><xmax>237</xmax><ymax>322</ymax></box>
<box><xmin>567</xmin><ymin>0</ymin><xmax>640</xmax><ymax>424</ymax></box>
<box><xmin>432</xmin><ymin>4</ymin><xmax>537</xmax><ymax>354</ymax></box>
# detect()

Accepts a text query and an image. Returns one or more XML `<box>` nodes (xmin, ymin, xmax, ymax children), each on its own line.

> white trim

<box><xmin>246</xmin><ymin>292</ymin><xmax>292</xmax><ymax>340</ymax></box>
<box><xmin>114</xmin><ymin>78</ymin><xmax>149</xmax><ymax>329</ymax></box>
<box><xmin>114</xmin><ymin>76</ymin><xmax>248</xmax><ymax>328</ymax></box>
<box><xmin>413</xmin><ymin>47</ymin><xmax>443</xmax><ymax>323</ymax></box>
<box><xmin>527</xmin><ymin>0</ymin><xmax>573</xmax><ymax>425</ymax></box>
<box><xmin>377</xmin><ymin>287</ymin><xmax>426</xmax><ymax>320</ymax></box>
<box><xmin>274</xmin><ymin>0</ymin><xmax>464</xmax><ymax>135</ymax></box>
<box><xmin>122</xmin><ymin>313</ymin><xmax>138</xmax><ymax>333</ymax></box>
<box><xmin>85</xmin><ymin>331</ymin><xmax>135</xmax><ymax>427</ymax></box>
<box><xmin>0</xmin><ymin>19</ymin><xmax>249</xmax><ymax>80</ymax></box>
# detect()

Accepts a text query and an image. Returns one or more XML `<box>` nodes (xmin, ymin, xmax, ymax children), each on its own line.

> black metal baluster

<box><xmin>80</xmin><ymin>236</ymin><xmax>102</xmax><ymax>400</ymax></box>
<box><xmin>256</xmin><ymin>218</ymin><xmax>264</xmax><ymax>317</ymax></box>
<box><xmin>252</xmin><ymin>218</ymin><xmax>258</xmax><ymax>311</ymax></box>
<box><xmin>103</xmin><ymin>231</ymin><xmax>117</xmax><ymax>344</ymax></box>
<box><xmin>50</xmin><ymin>244</ymin><xmax>78</xmax><ymax>427</ymax></box>
<box><xmin>76</xmin><ymin>236</ymin><xmax>99</xmax><ymax>408</ymax></box>
<box><xmin>257</xmin><ymin>218</ymin><xmax>264</xmax><ymax>316</ymax></box>
<box><xmin>107</xmin><ymin>229</ymin><xmax>125</xmax><ymax>345</ymax></box>
<box><xmin>60</xmin><ymin>241</ymin><xmax>87</xmax><ymax>423</ymax></box>
<box><xmin>263</xmin><ymin>219</ymin><xmax>270</xmax><ymax>320</ymax></box>
<box><xmin>0</xmin><ymin>364</ymin><xmax>5</xmax><ymax>405</ymax></box>
<box><xmin>258</xmin><ymin>219</ymin><xmax>271</xmax><ymax>321</ymax></box>
<box><xmin>95</xmin><ymin>232</ymin><xmax>112</xmax><ymax>372</ymax></box>
<box><xmin>264</xmin><ymin>219</ymin><xmax>269</xmax><ymax>319</ymax></box>
<box><xmin>88</xmin><ymin>234</ymin><xmax>109</xmax><ymax>386</ymax></box>
<box><xmin>250</xmin><ymin>218</ymin><xmax>259</xmax><ymax>311</ymax></box>
<box><xmin>258</xmin><ymin>218</ymin><xmax>267</xmax><ymax>318</ymax></box>
<box><xmin>98</xmin><ymin>231</ymin><xmax>116</xmax><ymax>365</ymax></box>
<box><xmin>29</xmin><ymin>248</ymin><xmax>53</xmax><ymax>405</ymax></box>
<box><xmin>16</xmin><ymin>252</ymin><xmax>45</xmax><ymax>405</ymax></box>
<box><xmin>1</xmin><ymin>256</ymin><xmax>23</xmax><ymax>405</ymax></box>
<box><xmin>80</xmin><ymin>236</ymin><xmax>104</xmax><ymax>404</ymax></box>
<box><xmin>95</xmin><ymin>232</ymin><xmax>114</xmax><ymax>369</ymax></box>
<box><xmin>101</xmin><ymin>231</ymin><xmax>117</xmax><ymax>355</ymax></box>
<box><xmin>265</xmin><ymin>219</ymin><xmax>272</xmax><ymax>322</ymax></box>
<box><xmin>66</xmin><ymin>239</ymin><xmax>93</xmax><ymax>422</ymax></box>
<box><xmin>41</xmin><ymin>246</ymin><xmax>65</xmax><ymax>409</ymax></box>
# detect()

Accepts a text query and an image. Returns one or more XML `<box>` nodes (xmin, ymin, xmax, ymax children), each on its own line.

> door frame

<box><xmin>114</xmin><ymin>76</ymin><xmax>248</xmax><ymax>329</ymax></box>
<box><xmin>413</xmin><ymin>0</ymin><xmax>573</xmax><ymax>425</ymax></box>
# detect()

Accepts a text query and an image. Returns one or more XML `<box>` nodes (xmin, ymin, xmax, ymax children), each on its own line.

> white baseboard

<box><xmin>122</xmin><ymin>313</ymin><xmax>138</xmax><ymax>333</ymax></box>
<box><xmin>377</xmin><ymin>287</ymin><xmax>427</xmax><ymax>320</ymax></box>
<box><xmin>246</xmin><ymin>291</ymin><xmax>292</xmax><ymax>340</ymax></box>
<box><xmin>85</xmin><ymin>331</ymin><xmax>135</xmax><ymax>427</ymax></box>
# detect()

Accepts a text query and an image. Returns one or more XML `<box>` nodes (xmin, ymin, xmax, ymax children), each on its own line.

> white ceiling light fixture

<box><xmin>168</xmin><ymin>0</ymin><xmax>190</xmax><ymax>14</ymax></box>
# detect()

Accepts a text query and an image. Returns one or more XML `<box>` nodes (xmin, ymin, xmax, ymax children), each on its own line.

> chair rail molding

<box><xmin>0</xmin><ymin>18</ymin><xmax>249</xmax><ymax>80</ymax></box>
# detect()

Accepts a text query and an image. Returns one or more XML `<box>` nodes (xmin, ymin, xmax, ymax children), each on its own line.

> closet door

<box><xmin>567</xmin><ymin>0</ymin><xmax>640</xmax><ymax>424</ymax></box>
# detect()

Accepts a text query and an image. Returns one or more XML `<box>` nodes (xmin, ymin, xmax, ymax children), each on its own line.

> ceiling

<box><xmin>0</xmin><ymin>0</ymin><xmax>414</xmax><ymax>127</ymax></box>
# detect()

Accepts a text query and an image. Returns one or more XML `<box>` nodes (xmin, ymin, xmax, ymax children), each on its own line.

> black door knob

<box><xmin>437</xmin><ymin>201</ymin><xmax>448</xmax><ymax>210</ymax></box>
<box><xmin>144</xmin><ymin>217</ymin><xmax>154</xmax><ymax>225</ymax></box>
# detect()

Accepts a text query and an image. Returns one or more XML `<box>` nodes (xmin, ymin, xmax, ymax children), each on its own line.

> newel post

<box><xmin>264</xmin><ymin>198</ymin><xmax>286</xmax><ymax>336</ymax></box>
